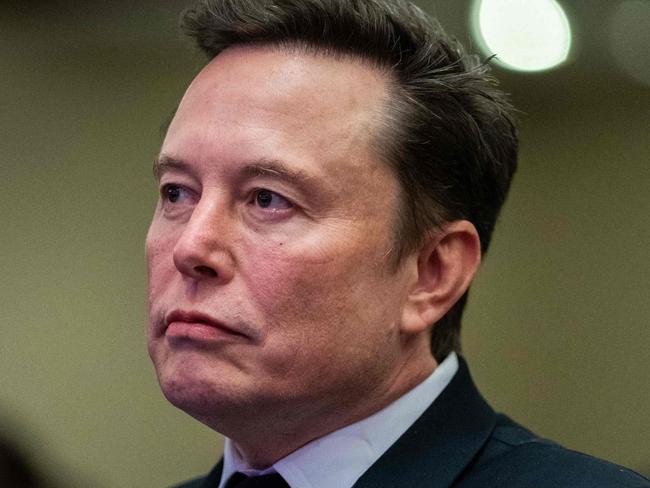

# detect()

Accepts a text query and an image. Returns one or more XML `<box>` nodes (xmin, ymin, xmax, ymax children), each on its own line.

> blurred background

<box><xmin>1</xmin><ymin>0</ymin><xmax>648</xmax><ymax>486</ymax></box>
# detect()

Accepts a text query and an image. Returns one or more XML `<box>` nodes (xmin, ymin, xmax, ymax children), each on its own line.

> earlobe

<box><xmin>400</xmin><ymin>220</ymin><xmax>481</xmax><ymax>335</ymax></box>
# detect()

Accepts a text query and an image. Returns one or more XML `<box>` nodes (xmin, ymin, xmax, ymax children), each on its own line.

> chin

<box><xmin>155</xmin><ymin>355</ymin><xmax>249</xmax><ymax>423</ymax></box>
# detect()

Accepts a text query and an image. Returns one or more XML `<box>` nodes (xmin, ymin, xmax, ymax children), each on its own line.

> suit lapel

<box><xmin>352</xmin><ymin>357</ymin><xmax>495</xmax><ymax>488</ymax></box>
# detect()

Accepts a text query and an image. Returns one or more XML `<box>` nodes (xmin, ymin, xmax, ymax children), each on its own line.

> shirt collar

<box><xmin>219</xmin><ymin>352</ymin><xmax>459</xmax><ymax>488</ymax></box>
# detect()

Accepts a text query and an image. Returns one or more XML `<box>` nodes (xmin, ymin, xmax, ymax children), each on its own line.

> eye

<box><xmin>160</xmin><ymin>184</ymin><xmax>191</xmax><ymax>205</ymax></box>
<box><xmin>252</xmin><ymin>189</ymin><xmax>293</xmax><ymax>210</ymax></box>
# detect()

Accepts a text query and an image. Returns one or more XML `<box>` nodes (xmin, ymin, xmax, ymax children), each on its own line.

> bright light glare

<box><xmin>472</xmin><ymin>0</ymin><xmax>572</xmax><ymax>72</ymax></box>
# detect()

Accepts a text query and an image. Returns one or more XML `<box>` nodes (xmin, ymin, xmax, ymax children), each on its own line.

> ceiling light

<box><xmin>471</xmin><ymin>0</ymin><xmax>572</xmax><ymax>72</ymax></box>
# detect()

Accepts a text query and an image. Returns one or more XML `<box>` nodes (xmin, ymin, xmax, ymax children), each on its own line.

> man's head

<box><xmin>180</xmin><ymin>0</ymin><xmax>518</xmax><ymax>360</ymax></box>
<box><xmin>145</xmin><ymin>0</ymin><xmax>517</xmax><ymax>461</ymax></box>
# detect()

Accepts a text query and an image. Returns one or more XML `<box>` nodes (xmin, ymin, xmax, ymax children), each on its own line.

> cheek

<box><xmin>240</xmin><ymin>246</ymin><xmax>402</xmax><ymax>396</ymax></box>
<box><xmin>145</xmin><ymin>228</ymin><xmax>178</xmax><ymax>307</ymax></box>
<box><xmin>243</xmin><ymin>243</ymin><xmax>341</xmax><ymax>308</ymax></box>
<box><xmin>240</xmin><ymin>237</ymin><xmax>386</xmax><ymax>342</ymax></box>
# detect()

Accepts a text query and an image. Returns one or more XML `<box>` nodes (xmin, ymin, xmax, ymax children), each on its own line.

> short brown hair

<box><xmin>180</xmin><ymin>0</ymin><xmax>519</xmax><ymax>361</ymax></box>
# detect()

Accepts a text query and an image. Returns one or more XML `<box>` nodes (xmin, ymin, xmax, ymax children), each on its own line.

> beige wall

<box><xmin>1</xmin><ymin>2</ymin><xmax>648</xmax><ymax>486</ymax></box>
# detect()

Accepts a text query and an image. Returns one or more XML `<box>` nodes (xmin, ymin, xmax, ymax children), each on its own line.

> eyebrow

<box><xmin>239</xmin><ymin>159</ymin><xmax>318</xmax><ymax>188</ymax></box>
<box><xmin>153</xmin><ymin>155</ymin><xmax>319</xmax><ymax>190</ymax></box>
<box><xmin>152</xmin><ymin>155</ymin><xmax>192</xmax><ymax>181</ymax></box>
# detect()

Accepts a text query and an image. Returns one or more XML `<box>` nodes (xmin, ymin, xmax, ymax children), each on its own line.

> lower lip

<box><xmin>166</xmin><ymin>321</ymin><xmax>239</xmax><ymax>343</ymax></box>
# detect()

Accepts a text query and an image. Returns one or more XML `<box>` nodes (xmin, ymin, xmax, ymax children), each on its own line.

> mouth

<box><xmin>164</xmin><ymin>309</ymin><xmax>250</xmax><ymax>343</ymax></box>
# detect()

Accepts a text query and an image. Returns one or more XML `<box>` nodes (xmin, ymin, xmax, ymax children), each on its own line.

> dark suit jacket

<box><xmin>174</xmin><ymin>357</ymin><xmax>649</xmax><ymax>487</ymax></box>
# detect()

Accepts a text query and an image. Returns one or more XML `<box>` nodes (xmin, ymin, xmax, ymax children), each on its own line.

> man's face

<box><xmin>146</xmin><ymin>46</ymin><xmax>418</xmax><ymax>430</ymax></box>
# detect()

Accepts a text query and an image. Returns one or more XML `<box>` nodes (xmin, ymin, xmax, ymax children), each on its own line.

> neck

<box><xmin>221</xmin><ymin>345</ymin><xmax>438</xmax><ymax>468</ymax></box>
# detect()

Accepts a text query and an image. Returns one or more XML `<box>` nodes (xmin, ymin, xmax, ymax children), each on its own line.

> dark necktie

<box><xmin>224</xmin><ymin>472</ymin><xmax>290</xmax><ymax>488</ymax></box>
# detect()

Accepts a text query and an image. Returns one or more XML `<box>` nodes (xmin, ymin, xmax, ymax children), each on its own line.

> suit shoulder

<box><xmin>459</xmin><ymin>414</ymin><xmax>650</xmax><ymax>488</ymax></box>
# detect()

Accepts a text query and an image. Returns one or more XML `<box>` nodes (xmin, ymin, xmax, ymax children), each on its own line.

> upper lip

<box><xmin>165</xmin><ymin>309</ymin><xmax>249</xmax><ymax>338</ymax></box>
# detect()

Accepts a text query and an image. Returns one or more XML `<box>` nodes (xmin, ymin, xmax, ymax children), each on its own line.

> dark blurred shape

<box><xmin>0</xmin><ymin>0</ymin><xmax>70</xmax><ymax>17</ymax></box>
<box><xmin>0</xmin><ymin>434</ymin><xmax>48</xmax><ymax>488</ymax></box>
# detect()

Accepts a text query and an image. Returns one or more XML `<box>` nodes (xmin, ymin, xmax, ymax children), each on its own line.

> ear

<box><xmin>400</xmin><ymin>220</ymin><xmax>482</xmax><ymax>335</ymax></box>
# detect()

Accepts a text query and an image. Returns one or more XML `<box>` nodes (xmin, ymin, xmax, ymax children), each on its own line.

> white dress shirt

<box><xmin>218</xmin><ymin>352</ymin><xmax>459</xmax><ymax>488</ymax></box>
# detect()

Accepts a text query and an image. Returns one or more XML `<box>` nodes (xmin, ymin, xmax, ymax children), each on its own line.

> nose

<box><xmin>172</xmin><ymin>199</ymin><xmax>235</xmax><ymax>284</ymax></box>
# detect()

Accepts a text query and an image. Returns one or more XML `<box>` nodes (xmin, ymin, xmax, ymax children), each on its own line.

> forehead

<box><xmin>164</xmin><ymin>45</ymin><xmax>392</xmax><ymax>172</ymax></box>
<box><xmin>183</xmin><ymin>44</ymin><xmax>389</xmax><ymax>121</ymax></box>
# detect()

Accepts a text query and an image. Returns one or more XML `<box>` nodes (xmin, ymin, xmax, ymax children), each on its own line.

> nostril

<box><xmin>194</xmin><ymin>265</ymin><xmax>218</xmax><ymax>278</ymax></box>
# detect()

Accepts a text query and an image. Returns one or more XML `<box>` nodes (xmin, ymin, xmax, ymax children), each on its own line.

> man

<box><xmin>145</xmin><ymin>1</ymin><xmax>650</xmax><ymax>487</ymax></box>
